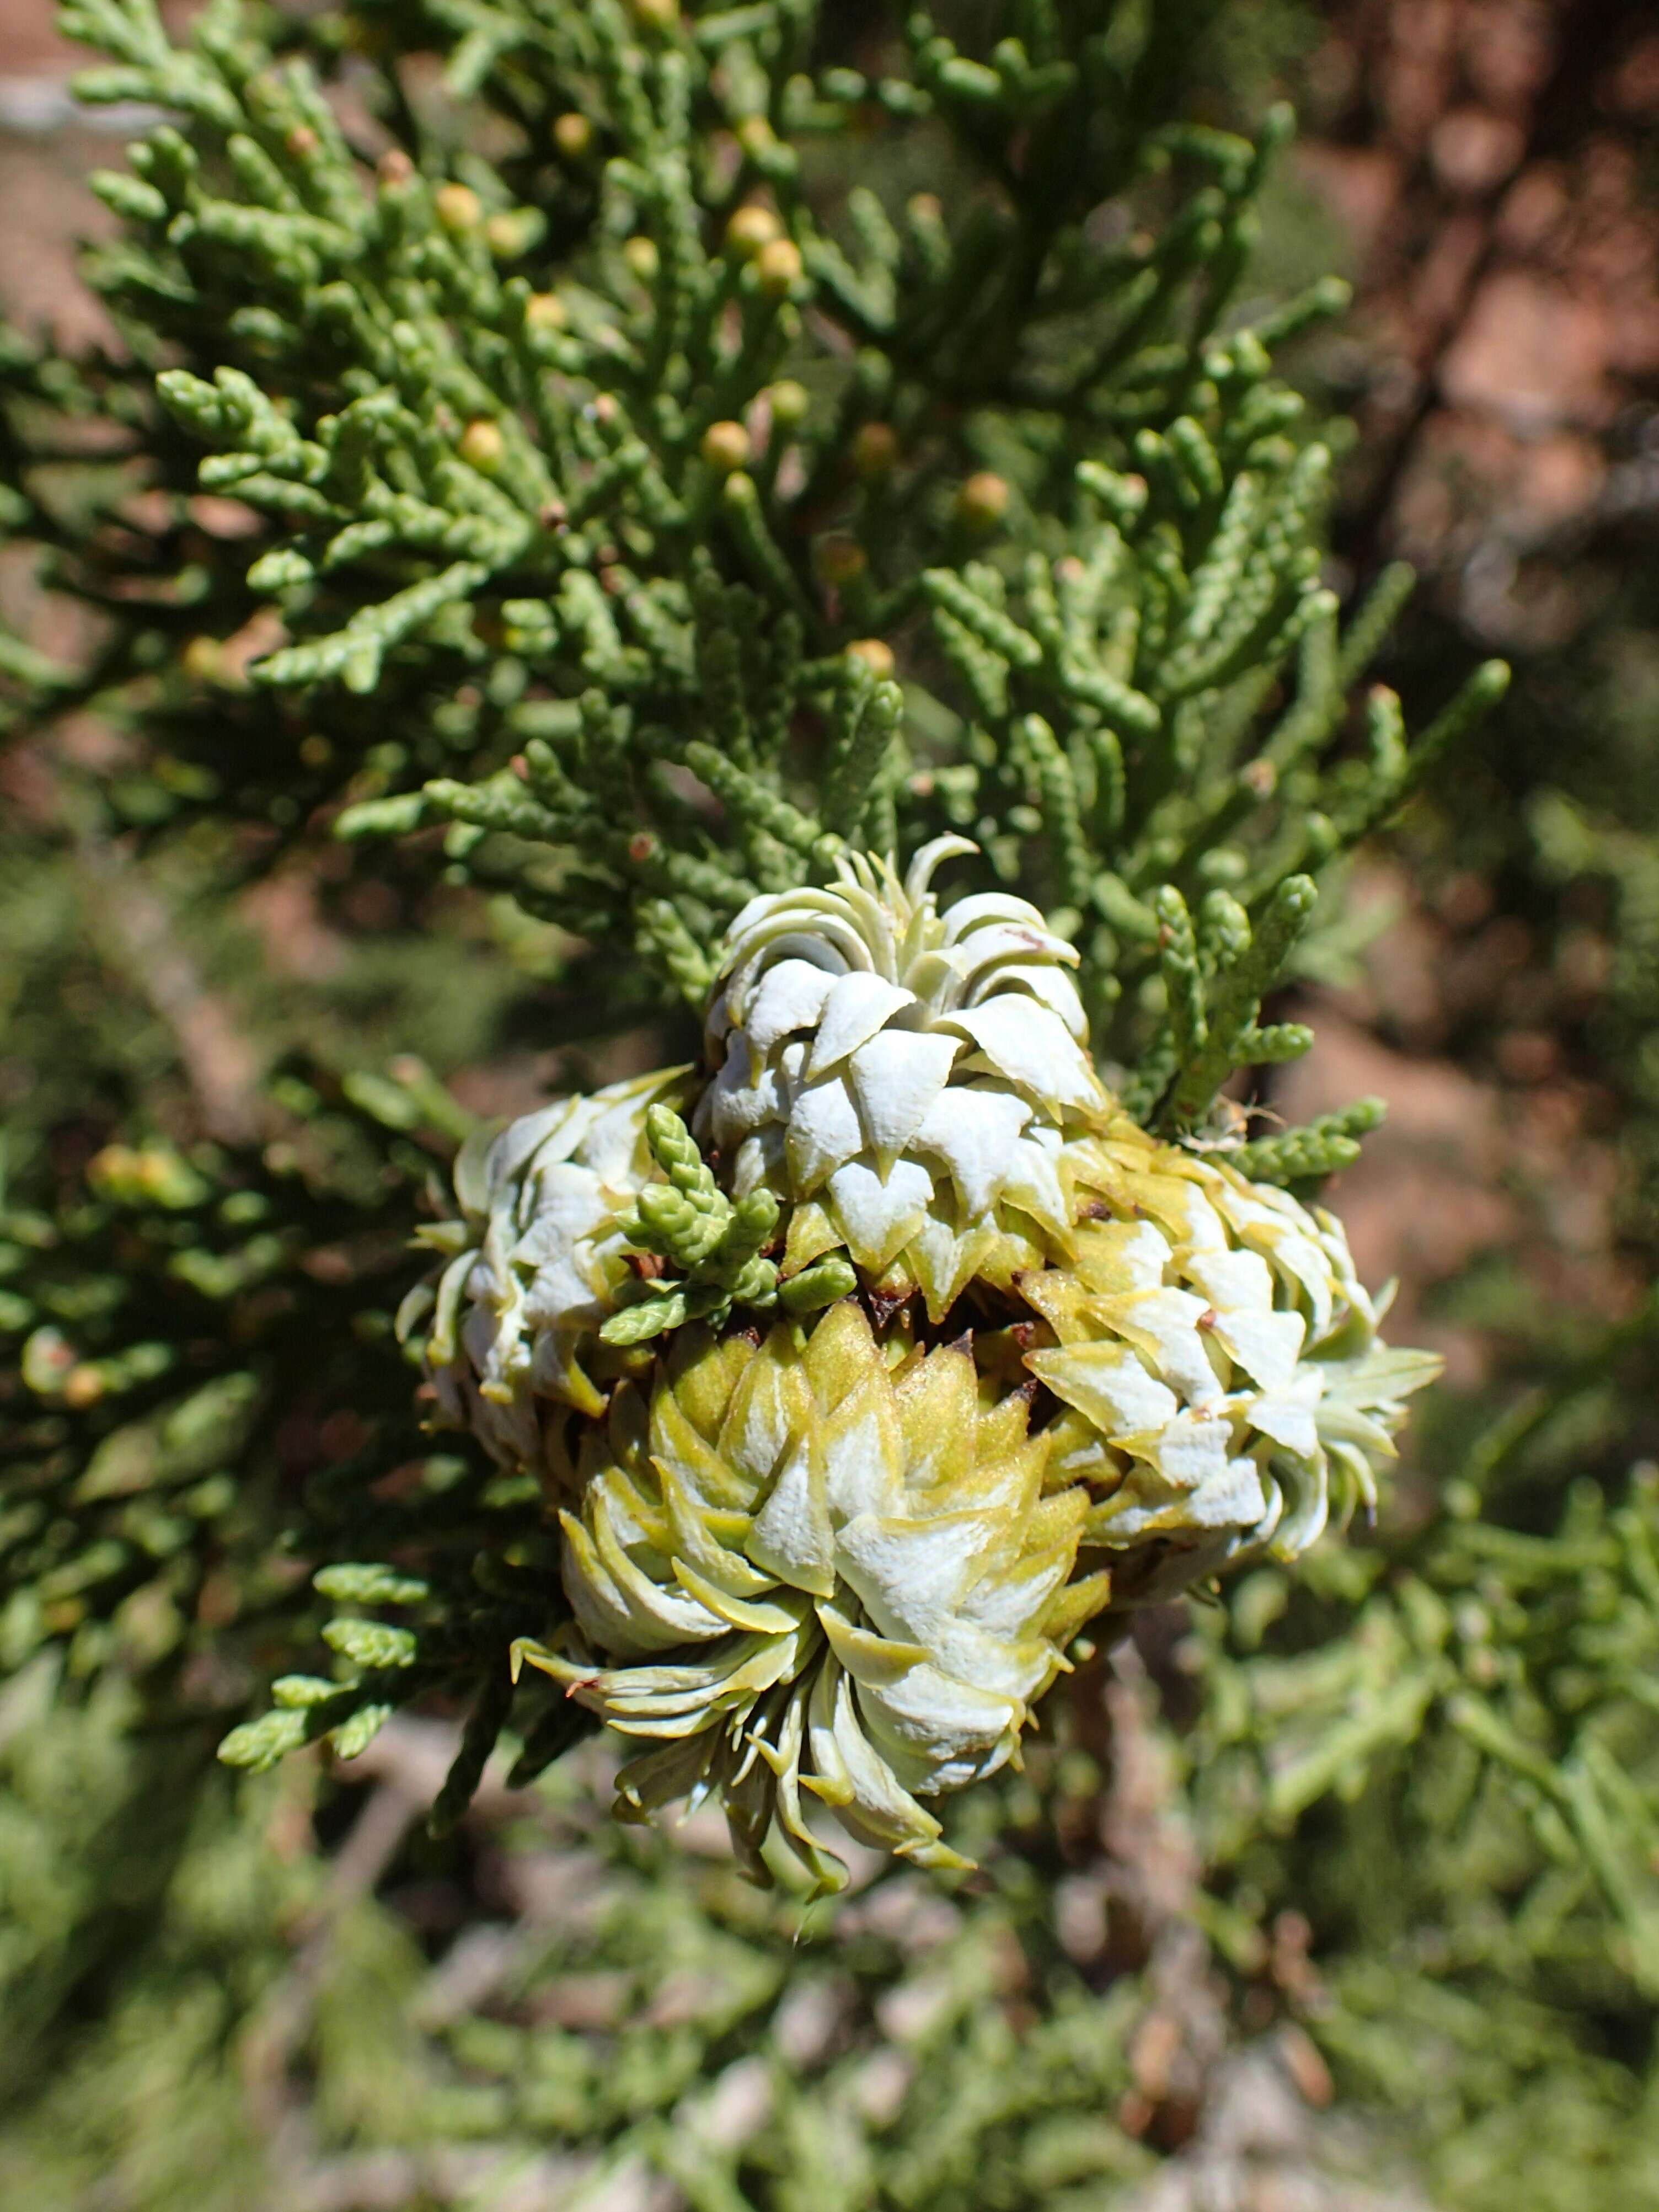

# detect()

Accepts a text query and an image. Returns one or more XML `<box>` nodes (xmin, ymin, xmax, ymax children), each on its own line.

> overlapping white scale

<box><xmin>938</xmin><ymin>889</ymin><xmax>1069</xmax><ymax>950</ymax></box>
<box><xmin>902</xmin><ymin>1616</ymin><xmax>1053</xmax><ymax>1711</ymax></box>
<box><xmin>740</xmin><ymin>956</ymin><xmax>837</xmax><ymax>1060</ymax></box>
<box><xmin>838</xmin><ymin>1529</ymin><xmax>1056</xmax><ymax>1709</ymax></box>
<box><xmin>1141</xmin><ymin>1408</ymin><xmax>1237</xmax><ymax>1489</ymax></box>
<box><xmin>969</xmin><ymin>961</ymin><xmax>1089</xmax><ymax>1036</ymax></box>
<box><xmin>805</xmin><ymin>971</ymin><xmax>917</xmax><ymax>1076</ymax></box>
<box><xmin>723</xmin><ymin>1357</ymin><xmax>806</xmax><ymax>1488</ymax></box>
<box><xmin>1127</xmin><ymin>1168</ymin><xmax>1230</xmax><ymax>1254</ymax></box>
<box><xmin>461</xmin><ymin>1296</ymin><xmax>525</xmax><ymax>1396</ymax></box>
<box><xmin>820</xmin><ymin>1379</ymin><xmax>906</xmax><ymax>1523</ymax></box>
<box><xmin>855</xmin><ymin>1660</ymin><xmax>1023</xmax><ymax>1789</ymax></box>
<box><xmin>747</xmin><ymin>1436</ymin><xmax>835</xmax><ymax>1597</ymax></box>
<box><xmin>807</xmin><ymin>1660</ymin><xmax>944</xmax><ymax>1845</ymax></box>
<box><xmin>905</xmin><ymin>1207</ymin><xmax>999</xmax><ymax>1319</ymax></box>
<box><xmin>957</xmin><ymin>1535</ymin><xmax>1078</xmax><ymax>1641</ymax></box>
<box><xmin>912</xmin><ymin>1086</ymin><xmax>1032</xmax><ymax>1219</ymax></box>
<box><xmin>705</xmin><ymin>1030</ymin><xmax>790</xmax><ymax>1152</ymax></box>
<box><xmin>587</xmin><ymin>1466</ymin><xmax>657</xmax><ymax>1556</ymax></box>
<box><xmin>516</xmin><ymin>1161</ymin><xmax>609</xmax><ymax>1266</ymax></box>
<box><xmin>1092</xmin><ymin>1285</ymin><xmax>1227</xmax><ymax>1407</ymax></box>
<box><xmin>1216</xmin><ymin>1180</ymin><xmax>1341</xmax><ymax>1335</ymax></box>
<box><xmin>785</xmin><ymin>1072</ymin><xmax>865</xmax><ymax>1192</ymax></box>
<box><xmin>1026</xmin><ymin>1342</ymin><xmax>1180</xmax><ymax>1436</ymax></box>
<box><xmin>1181</xmin><ymin>1248</ymin><xmax>1307</xmax><ymax>1391</ymax></box>
<box><xmin>997</xmin><ymin>1130</ymin><xmax>1071</xmax><ymax>1237</ymax></box>
<box><xmin>725</xmin><ymin>917</ymin><xmax>873</xmax><ymax>1009</ymax></box>
<box><xmin>526</xmin><ymin>1291</ymin><xmax>606</xmax><ymax>1371</ymax></box>
<box><xmin>731</xmin><ymin>1125</ymin><xmax>785</xmax><ymax>1198</ymax></box>
<box><xmin>1073</xmin><ymin>1217</ymin><xmax>1169</xmax><ymax>1296</ymax></box>
<box><xmin>1099</xmin><ymin>1450</ymin><xmax>1269</xmax><ymax>1540</ymax></box>
<box><xmin>944</xmin><ymin>918</ymin><xmax>1075</xmax><ymax>980</ymax></box>
<box><xmin>484</xmin><ymin>1096</ymin><xmax>588</xmax><ymax>1199</ymax></box>
<box><xmin>467</xmin><ymin>1385</ymin><xmax>539</xmax><ymax>1474</ymax></box>
<box><xmin>832</xmin><ymin>1508</ymin><xmax>997</xmax><ymax>1644</ymax></box>
<box><xmin>560</xmin><ymin>1508</ymin><xmax>731</xmax><ymax>1654</ymax></box>
<box><xmin>943</xmin><ymin>997</ymin><xmax>1101</xmax><ymax>1111</ymax></box>
<box><xmin>1244</xmin><ymin>1366</ymin><xmax>1325</xmax><ymax>1461</ymax></box>
<box><xmin>1258</xmin><ymin>1455</ymin><xmax>1329</xmax><ymax>1557</ymax></box>
<box><xmin>826</xmin><ymin>1155</ymin><xmax>933</xmax><ymax>1270</ymax></box>
<box><xmin>575</xmin><ymin>1080</ymin><xmax>678</xmax><ymax>1181</ymax></box>
<box><xmin>847</xmin><ymin>1028</ymin><xmax>961</xmax><ymax>1161</ymax></box>
<box><xmin>462</xmin><ymin>1238</ymin><xmax>507</xmax><ymax>1316</ymax></box>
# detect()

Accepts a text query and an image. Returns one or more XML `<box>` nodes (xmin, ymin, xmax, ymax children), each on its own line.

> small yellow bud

<box><xmin>1241</xmin><ymin>757</ymin><xmax>1277</xmax><ymax>798</ymax></box>
<box><xmin>956</xmin><ymin>471</ymin><xmax>1010</xmax><ymax>530</ymax></box>
<box><xmin>182</xmin><ymin>635</ymin><xmax>223</xmax><ymax>684</ymax></box>
<box><xmin>486</xmin><ymin>209</ymin><xmax>536</xmax><ymax>258</ymax></box>
<box><xmin>62</xmin><ymin>1365</ymin><xmax>106</xmax><ymax>1410</ymax></box>
<box><xmin>87</xmin><ymin>1145</ymin><xmax>138</xmax><ymax>1196</ymax></box>
<box><xmin>628</xmin><ymin>0</ymin><xmax>678</xmax><ymax>29</ymax></box>
<box><xmin>736</xmin><ymin>114</ymin><xmax>775</xmax><ymax>158</ymax></box>
<box><xmin>700</xmin><ymin>419</ymin><xmax>751</xmax><ymax>474</ymax></box>
<box><xmin>814</xmin><ymin>536</ymin><xmax>868</xmax><ymax>586</ymax></box>
<box><xmin>725</xmin><ymin>202</ymin><xmax>782</xmax><ymax>258</ymax></box>
<box><xmin>285</xmin><ymin>123</ymin><xmax>318</xmax><ymax>158</ymax></box>
<box><xmin>525</xmin><ymin>290</ymin><xmax>568</xmax><ymax>332</ymax></box>
<box><xmin>434</xmin><ymin>182</ymin><xmax>481</xmax><ymax>233</ymax></box>
<box><xmin>908</xmin><ymin>191</ymin><xmax>943</xmax><ymax>225</ymax></box>
<box><xmin>754</xmin><ymin>236</ymin><xmax>802</xmax><ymax>297</ymax></box>
<box><xmin>853</xmin><ymin>421</ymin><xmax>899</xmax><ymax>482</ymax></box>
<box><xmin>458</xmin><ymin>418</ymin><xmax>505</xmax><ymax>471</ymax></box>
<box><xmin>553</xmin><ymin>110</ymin><xmax>594</xmax><ymax>159</ymax></box>
<box><xmin>133</xmin><ymin>1150</ymin><xmax>181</xmax><ymax>1198</ymax></box>
<box><xmin>767</xmin><ymin>377</ymin><xmax>810</xmax><ymax>429</ymax></box>
<box><xmin>622</xmin><ymin>234</ymin><xmax>660</xmax><ymax>281</ymax></box>
<box><xmin>376</xmin><ymin>148</ymin><xmax>413</xmax><ymax>188</ymax></box>
<box><xmin>846</xmin><ymin>638</ymin><xmax>895</xmax><ymax>678</ymax></box>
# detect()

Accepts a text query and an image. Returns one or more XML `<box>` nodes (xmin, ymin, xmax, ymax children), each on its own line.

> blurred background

<box><xmin>3</xmin><ymin>4</ymin><xmax>1658</xmax><ymax>2208</ymax></box>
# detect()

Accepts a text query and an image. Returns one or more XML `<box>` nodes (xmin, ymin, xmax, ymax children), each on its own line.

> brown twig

<box><xmin>75</xmin><ymin>828</ymin><xmax>264</xmax><ymax>1145</ymax></box>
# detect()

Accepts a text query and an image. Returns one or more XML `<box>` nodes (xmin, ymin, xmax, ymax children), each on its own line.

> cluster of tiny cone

<box><xmin>403</xmin><ymin>842</ymin><xmax>1438</xmax><ymax>1890</ymax></box>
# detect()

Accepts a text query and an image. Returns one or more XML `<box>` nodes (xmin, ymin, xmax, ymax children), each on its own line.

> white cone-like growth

<box><xmin>518</xmin><ymin>1297</ymin><xmax>1109</xmax><ymax>1890</ymax></box>
<box><xmin>405</xmin><ymin>1067</ymin><xmax>691</xmax><ymax>1457</ymax></box>
<box><xmin>505</xmin><ymin>1096</ymin><xmax>1436</xmax><ymax>1880</ymax></box>
<box><xmin>405</xmin><ymin>844</ymin><xmax>1441</xmax><ymax>1881</ymax></box>
<box><xmin>1017</xmin><ymin>1112</ymin><xmax>1441</xmax><ymax>1600</ymax></box>
<box><xmin>698</xmin><ymin>837</ymin><xmax>1112</xmax><ymax>1317</ymax></box>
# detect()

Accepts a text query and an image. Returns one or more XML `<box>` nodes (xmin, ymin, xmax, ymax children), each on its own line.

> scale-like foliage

<box><xmin>5</xmin><ymin>1</ymin><xmax>1655</xmax><ymax>2205</ymax></box>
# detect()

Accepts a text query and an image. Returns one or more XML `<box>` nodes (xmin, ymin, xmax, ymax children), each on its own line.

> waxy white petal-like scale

<box><xmin>410</xmin><ymin>841</ymin><xmax>1440</xmax><ymax>1888</ymax></box>
<box><xmin>520</xmin><ymin>1300</ymin><xmax>1112</xmax><ymax>1893</ymax></box>
<box><xmin>409</xmin><ymin>1066</ymin><xmax>692</xmax><ymax>1452</ymax></box>
<box><xmin>1014</xmin><ymin>1117</ymin><xmax>1440</xmax><ymax>1604</ymax></box>
<box><xmin>697</xmin><ymin>839</ymin><xmax>1112</xmax><ymax>1315</ymax></box>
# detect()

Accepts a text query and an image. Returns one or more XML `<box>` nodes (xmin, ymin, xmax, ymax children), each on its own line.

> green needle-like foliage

<box><xmin>10</xmin><ymin>6</ymin><xmax>1655</xmax><ymax>2206</ymax></box>
<box><xmin>601</xmin><ymin>1104</ymin><xmax>855</xmax><ymax>1342</ymax></box>
<box><xmin>0</xmin><ymin>0</ymin><xmax>1519</xmax><ymax>1848</ymax></box>
<box><xmin>0</xmin><ymin>0</ymin><xmax>1502</xmax><ymax>1120</ymax></box>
